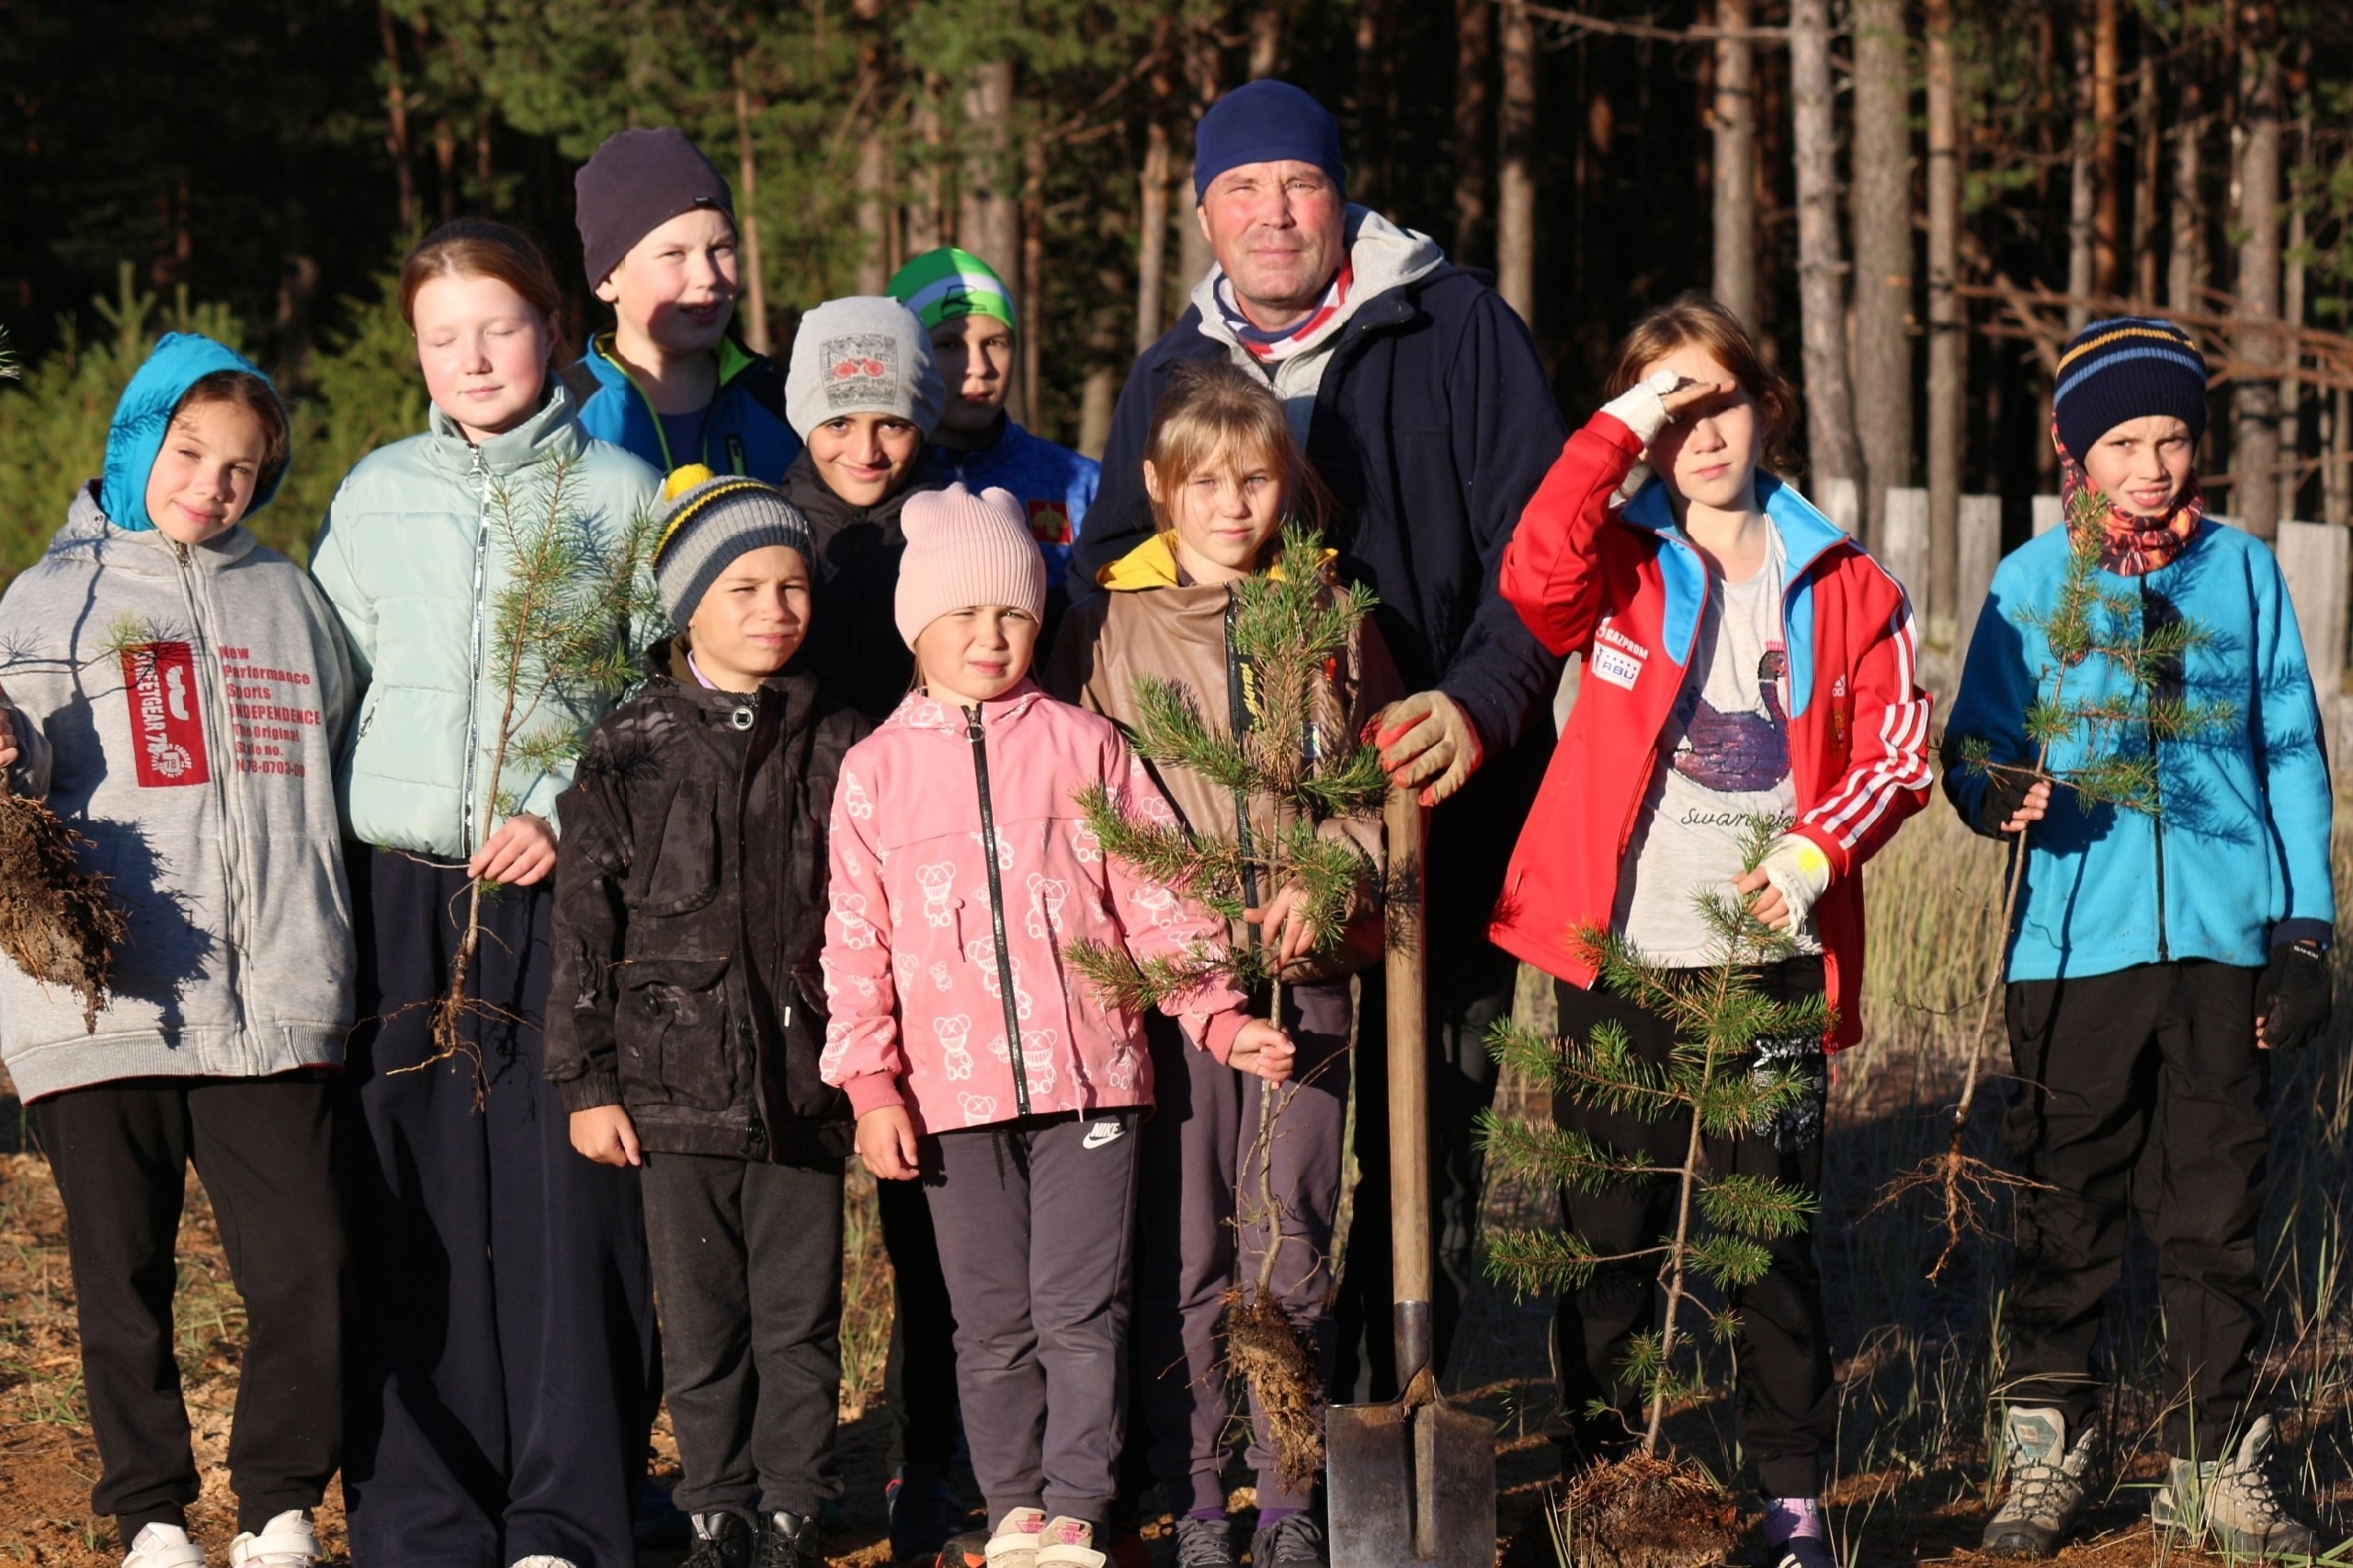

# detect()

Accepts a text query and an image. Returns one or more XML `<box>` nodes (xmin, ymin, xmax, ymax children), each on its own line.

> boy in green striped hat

<box><xmin>887</xmin><ymin>246</ymin><xmax>1098</xmax><ymax>599</ymax></box>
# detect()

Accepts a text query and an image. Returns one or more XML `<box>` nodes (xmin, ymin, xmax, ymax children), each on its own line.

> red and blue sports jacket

<box><xmin>1488</xmin><ymin>412</ymin><xmax>1933</xmax><ymax>1049</ymax></box>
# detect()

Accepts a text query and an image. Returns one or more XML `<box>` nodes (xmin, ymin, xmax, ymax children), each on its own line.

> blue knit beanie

<box><xmin>1191</xmin><ymin>80</ymin><xmax>1347</xmax><ymax>202</ymax></box>
<box><xmin>2052</xmin><ymin>317</ymin><xmax>2210</xmax><ymax>461</ymax></box>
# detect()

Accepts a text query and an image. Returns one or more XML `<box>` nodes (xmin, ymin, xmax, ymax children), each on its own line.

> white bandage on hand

<box><xmin>1600</xmin><ymin>369</ymin><xmax>1682</xmax><ymax>502</ymax></box>
<box><xmin>1756</xmin><ymin>833</ymin><xmax>1834</xmax><ymax>933</ymax></box>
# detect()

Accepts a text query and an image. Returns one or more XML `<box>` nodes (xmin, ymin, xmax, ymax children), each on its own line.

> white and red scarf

<box><xmin>1212</xmin><ymin>259</ymin><xmax>1355</xmax><ymax>364</ymax></box>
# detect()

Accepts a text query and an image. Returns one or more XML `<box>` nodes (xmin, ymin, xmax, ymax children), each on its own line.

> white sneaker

<box><xmin>122</xmin><ymin>1523</ymin><xmax>205</xmax><ymax>1568</ymax></box>
<box><xmin>509</xmin><ymin>1559</ymin><xmax>581</xmax><ymax>1568</ymax></box>
<box><xmin>229</xmin><ymin>1511</ymin><xmax>321</xmax><ymax>1567</ymax></box>
<box><xmin>1035</xmin><ymin>1516</ymin><xmax>1107</xmax><ymax>1568</ymax></box>
<box><xmin>983</xmin><ymin>1508</ymin><xmax>1046</xmax><ymax>1567</ymax></box>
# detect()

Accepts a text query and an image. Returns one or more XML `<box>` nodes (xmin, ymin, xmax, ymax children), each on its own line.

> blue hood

<box><xmin>100</xmin><ymin>333</ymin><xmax>288</xmax><ymax>533</ymax></box>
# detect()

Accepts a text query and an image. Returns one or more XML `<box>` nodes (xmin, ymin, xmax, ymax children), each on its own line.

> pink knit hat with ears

<box><xmin>894</xmin><ymin>483</ymin><xmax>1049</xmax><ymax>649</ymax></box>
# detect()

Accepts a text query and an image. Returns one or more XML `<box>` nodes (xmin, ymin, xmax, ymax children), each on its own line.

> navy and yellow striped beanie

<box><xmin>652</xmin><ymin>465</ymin><xmax>813</xmax><ymax>630</ymax></box>
<box><xmin>2052</xmin><ymin>317</ymin><xmax>2209</xmax><ymax>461</ymax></box>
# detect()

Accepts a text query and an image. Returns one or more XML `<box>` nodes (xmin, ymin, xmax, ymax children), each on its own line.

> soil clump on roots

<box><xmin>1222</xmin><ymin>1290</ymin><xmax>1324</xmax><ymax>1494</ymax></box>
<box><xmin>1557</xmin><ymin>1454</ymin><xmax>1744</xmax><ymax>1568</ymax></box>
<box><xmin>0</xmin><ymin>793</ymin><xmax>125</xmax><ymax>1030</ymax></box>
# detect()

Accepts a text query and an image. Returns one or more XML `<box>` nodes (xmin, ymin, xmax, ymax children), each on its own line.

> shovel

<box><xmin>1325</xmin><ymin>787</ymin><xmax>1497</xmax><ymax>1567</ymax></box>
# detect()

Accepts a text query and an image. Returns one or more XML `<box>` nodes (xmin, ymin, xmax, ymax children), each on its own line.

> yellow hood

<box><xmin>1093</xmin><ymin>531</ymin><xmax>1334</xmax><ymax>592</ymax></box>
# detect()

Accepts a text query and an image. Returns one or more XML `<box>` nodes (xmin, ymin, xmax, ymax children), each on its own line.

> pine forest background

<box><xmin>6</xmin><ymin>0</ymin><xmax>2353</xmax><ymax>663</ymax></box>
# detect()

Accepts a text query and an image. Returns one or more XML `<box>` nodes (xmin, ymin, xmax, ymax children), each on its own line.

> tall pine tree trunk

<box><xmin>1927</xmin><ymin>0</ymin><xmax>1963</xmax><ymax>635</ymax></box>
<box><xmin>378</xmin><ymin>2</ymin><xmax>416</xmax><ymax>232</ymax></box>
<box><xmin>1712</xmin><ymin>0</ymin><xmax>1759</xmax><ymax>330</ymax></box>
<box><xmin>1453</xmin><ymin>0</ymin><xmax>1495</xmax><ymax>269</ymax></box>
<box><xmin>2134</xmin><ymin>47</ymin><xmax>2162</xmax><ymax>302</ymax></box>
<box><xmin>1852</xmin><ymin>0</ymin><xmax>1914</xmax><ymax>551</ymax></box>
<box><xmin>1177</xmin><ymin>14</ymin><xmax>1224</xmax><ymax>300</ymax></box>
<box><xmin>2065</xmin><ymin>13</ymin><xmax>2095</xmax><ymax>330</ymax></box>
<box><xmin>907</xmin><ymin>77</ymin><xmax>946</xmax><ymax>254</ymax></box>
<box><xmin>960</xmin><ymin>62</ymin><xmax>1025</xmax><ymax>421</ymax></box>
<box><xmin>2234</xmin><ymin>15</ymin><xmax>2282</xmax><ymax>540</ymax></box>
<box><xmin>734</xmin><ymin>63</ymin><xmax>774</xmax><ymax>351</ymax></box>
<box><xmin>2168</xmin><ymin>77</ymin><xmax>2204</xmax><ymax>312</ymax></box>
<box><xmin>2279</xmin><ymin>90</ymin><xmax>2310</xmax><ymax>523</ymax></box>
<box><xmin>1791</xmin><ymin>0</ymin><xmax>1862</xmax><ymax>490</ymax></box>
<box><xmin>1497</xmin><ymin>0</ymin><xmax>1538</xmax><ymax>327</ymax></box>
<box><xmin>1248</xmin><ymin>3</ymin><xmax>1285</xmax><ymax>78</ymax></box>
<box><xmin>1136</xmin><ymin>24</ymin><xmax>1176</xmax><ymax>354</ymax></box>
<box><xmin>1353</xmin><ymin>0</ymin><xmax>1390</xmax><ymax>212</ymax></box>
<box><xmin>2091</xmin><ymin>0</ymin><xmax>2121</xmax><ymax>294</ymax></box>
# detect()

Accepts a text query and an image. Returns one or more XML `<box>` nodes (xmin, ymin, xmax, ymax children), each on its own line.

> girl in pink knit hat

<box><xmin>819</xmin><ymin>483</ymin><xmax>1293</xmax><ymax>1568</ymax></box>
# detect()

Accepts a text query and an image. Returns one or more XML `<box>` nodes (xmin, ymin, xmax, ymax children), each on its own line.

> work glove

<box><xmin>1754</xmin><ymin>833</ymin><xmax>1834</xmax><ymax>934</ymax></box>
<box><xmin>1375</xmin><ymin>689</ymin><xmax>1485</xmax><ymax>807</ymax></box>
<box><xmin>1946</xmin><ymin>732</ymin><xmax>2042</xmax><ymax>840</ymax></box>
<box><xmin>2257</xmin><ymin>940</ymin><xmax>2333</xmax><ymax>1052</ymax></box>
<box><xmin>1599</xmin><ymin>369</ymin><xmax>1681</xmax><ymax>502</ymax></box>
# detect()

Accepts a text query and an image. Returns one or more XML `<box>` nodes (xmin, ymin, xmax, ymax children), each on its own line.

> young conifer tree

<box><xmin>1062</xmin><ymin>526</ymin><xmax>1388</xmax><ymax>1492</ymax></box>
<box><xmin>414</xmin><ymin>457</ymin><xmax>658</xmax><ymax>1082</ymax></box>
<box><xmin>1885</xmin><ymin>500</ymin><xmax>2233</xmax><ymax>1278</ymax></box>
<box><xmin>1479</xmin><ymin>818</ymin><xmax>1818</xmax><ymax>1568</ymax></box>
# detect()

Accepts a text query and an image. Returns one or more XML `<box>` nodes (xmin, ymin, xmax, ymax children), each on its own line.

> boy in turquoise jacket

<box><xmin>1944</xmin><ymin>318</ymin><xmax>2334</xmax><ymax>1561</ymax></box>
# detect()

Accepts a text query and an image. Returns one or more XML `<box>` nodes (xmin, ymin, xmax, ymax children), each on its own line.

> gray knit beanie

<box><xmin>783</xmin><ymin>296</ymin><xmax>946</xmax><ymax>438</ymax></box>
<box><xmin>652</xmin><ymin>465</ymin><xmax>813</xmax><ymax>631</ymax></box>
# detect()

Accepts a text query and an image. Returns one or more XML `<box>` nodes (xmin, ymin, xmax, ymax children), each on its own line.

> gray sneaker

<box><xmin>1981</xmin><ymin>1406</ymin><xmax>2102</xmax><ymax>1557</ymax></box>
<box><xmin>1249</xmin><ymin>1513</ymin><xmax>1327</xmax><ymax>1567</ymax></box>
<box><xmin>2150</xmin><ymin>1414</ymin><xmax>2318</xmax><ymax>1557</ymax></box>
<box><xmin>1765</xmin><ymin>1536</ymin><xmax>1841</xmax><ymax>1568</ymax></box>
<box><xmin>1173</xmin><ymin>1516</ymin><xmax>1237</xmax><ymax>1568</ymax></box>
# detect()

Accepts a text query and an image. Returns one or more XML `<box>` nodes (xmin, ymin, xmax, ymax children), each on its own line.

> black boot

<box><xmin>681</xmin><ymin>1511</ymin><xmax>756</xmax><ymax>1568</ymax></box>
<box><xmin>759</xmin><ymin>1510</ymin><xmax>823</xmax><ymax>1568</ymax></box>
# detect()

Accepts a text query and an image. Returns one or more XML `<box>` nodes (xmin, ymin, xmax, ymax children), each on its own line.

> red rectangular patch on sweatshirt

<box><xmin>120</xmin><ymin>642</ymin><xmax>211</xmax><ymax>788</ymax></box>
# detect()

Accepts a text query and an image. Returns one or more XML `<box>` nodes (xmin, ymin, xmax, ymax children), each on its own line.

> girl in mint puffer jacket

<box><xmin>310</xmin><ymin>220</ymin><xmax>660</xmax><ymax>1568</ymax></box>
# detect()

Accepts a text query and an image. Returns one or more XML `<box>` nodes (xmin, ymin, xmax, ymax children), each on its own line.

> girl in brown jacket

<box><xmin>1045</xmin><ymin>359</ymin><xmax>1399</xmax><ymax>1568</ymax></box>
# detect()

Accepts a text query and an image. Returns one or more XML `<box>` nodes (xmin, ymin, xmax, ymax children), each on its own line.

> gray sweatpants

<box><xmin>1133</xmin><ymin>980</ymin><xmax>1352</xmax><ymax>1516</ymax></box>
<box><xmin>923</xmin><ymin>1109</ymin><xmax>1143</xmax><ymax>1528</ymax></box>
<box><xmin>641</xmin><ymin>1152</ymin><xmax>846</xmax><ymax>1519</ymax></box>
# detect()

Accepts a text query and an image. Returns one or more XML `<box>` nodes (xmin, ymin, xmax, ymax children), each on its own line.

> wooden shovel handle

<box><xmin>1383</xmin><ymin>786</ymin><xmax>1432</xmax><ymax>1312</ymax></box>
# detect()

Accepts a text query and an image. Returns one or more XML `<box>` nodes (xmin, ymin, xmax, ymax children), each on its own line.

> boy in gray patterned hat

<box><xmin>544</xmin><ymin>461</ymin><xmax>870</xmax><ymax>1568</ymax></box>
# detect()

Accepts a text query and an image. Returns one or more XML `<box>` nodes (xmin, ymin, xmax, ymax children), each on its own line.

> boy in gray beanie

<box><xmin>546</xmin><ymin>460</ymin><xmax>867</xmax><ymax>1568</ymax></box>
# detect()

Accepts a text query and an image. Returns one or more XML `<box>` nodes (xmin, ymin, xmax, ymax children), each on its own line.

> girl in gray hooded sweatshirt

<box><xmin>0</xmin><ymin>334</ymin><xmax>353</xmax><ymax>1568</ymax></box>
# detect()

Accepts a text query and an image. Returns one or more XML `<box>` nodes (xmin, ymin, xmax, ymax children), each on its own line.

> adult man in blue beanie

<box><xmin>1075</xmin><ymin>77</ymin><xmax>1566</xmax><ymax>1568</ymax></box>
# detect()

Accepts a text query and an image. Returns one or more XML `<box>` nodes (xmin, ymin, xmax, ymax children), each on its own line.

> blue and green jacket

<box><xmin>573</xmin><ymin>331</ymin><xmax>799</xmax><ymax>482</ymax></box>
<box><xmin>1944</xmin><ymin>519</ymin><xmax>2336</xmax><ymax>982</ymax></box>
<box><xmin>929</xmin><ymin>415</ymin><xmax>1097</xmax><ymax>589</ymax></box>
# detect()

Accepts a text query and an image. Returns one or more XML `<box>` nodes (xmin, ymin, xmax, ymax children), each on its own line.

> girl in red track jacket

<box><xmin>1491</xmin><ymin>294</ymin><xmax>1930</xmax><ymax>1568</ymax></box>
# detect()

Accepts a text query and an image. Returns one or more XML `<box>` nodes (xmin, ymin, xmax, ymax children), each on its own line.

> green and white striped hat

<box><xmin>887</xmin><ymin>246</ymin><xmax>1017</xmax><ymax>335</ymax></box>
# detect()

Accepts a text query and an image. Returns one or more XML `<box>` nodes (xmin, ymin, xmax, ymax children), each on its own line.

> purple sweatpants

<box><xmin>1133</xmin><ymin>979</ymin><xmax>1353</xmax><ymax>1516</ymax></box>
<box><xmin>923</xmin><ymin>1109</ymin><xmax>1143</xmax><ymax>1528</ymax></box>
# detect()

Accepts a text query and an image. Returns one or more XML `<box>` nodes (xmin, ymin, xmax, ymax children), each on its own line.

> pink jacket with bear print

<box><xmin>820</xmin><ymin>680</ymin><xmax>1252</xmax><ymax>1136</ymax></box>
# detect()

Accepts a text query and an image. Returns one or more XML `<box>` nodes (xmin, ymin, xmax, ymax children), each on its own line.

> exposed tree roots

<box><xmin>1222</xmin><ymin>1289</ymin><xmax>1324</xmax><ymax>1495</ymax></box>
<box><xmin>1562</xmin><ymin>1449</ymin><xmax>1750</xmax><ymax>1562</ymax></box>
<box><xmin>0</xmin><ymin>793</ymin><xmax>125</xmax><ymax>1031</ymax></box>
<box><xmin>1554</xmin><ymin>1454</ymin><xmax>1744</xmax><ymax>1568</ymax></box>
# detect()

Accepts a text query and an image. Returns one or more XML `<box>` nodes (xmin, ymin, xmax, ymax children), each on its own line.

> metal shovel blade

<box><xmin>1326</xmin><ymin>1367</ymin><xmax>1496</xmax><ymax>1568</ymax></box>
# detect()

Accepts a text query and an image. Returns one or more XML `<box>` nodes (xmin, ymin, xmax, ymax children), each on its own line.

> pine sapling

<box><xmin>1480</xmin><ymin>817</ymin><xmax>1821</xmax><ymax>1568</ymax></box>
<box><xmin>404</xmin><ymin>457</ymin><xmax>656</xmax><ymax>1086</ymax></box>
<box><xmin>1879</xmin><ymin>498</ymin><xmax>2233</xmax><ymax>1278</ymax></box>
<box><xmin>1062</xmin><ymin>528</ymin><xmax>1387</xmax><ymax>1492</ymax></box>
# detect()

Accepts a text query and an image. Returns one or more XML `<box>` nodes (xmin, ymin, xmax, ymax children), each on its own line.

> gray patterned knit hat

<box><xmin>783</xmin><ymin>295</ymin><xmax>946</xmax><ymax>438</ymax></box>
<box><xmin>652</xmin><ymin>464</ymin><xmax>813</xmax><ymax>630</ymax></box>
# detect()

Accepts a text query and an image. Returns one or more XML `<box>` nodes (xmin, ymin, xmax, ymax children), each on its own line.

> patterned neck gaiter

<box><xmin>2053</xmin><ymin>420</ymin><xmax>2204</xmax><ymax>576</ymax></box>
